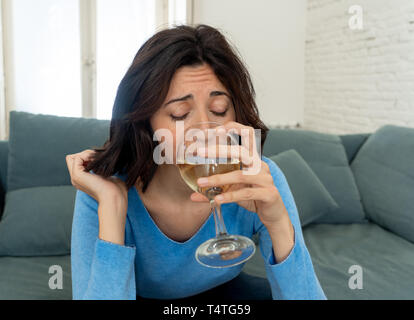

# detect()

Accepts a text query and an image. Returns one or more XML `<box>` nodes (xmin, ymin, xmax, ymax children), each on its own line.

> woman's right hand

<box><xmin>66</xmin><ymin>149</ymin><xmax>128</xmax><ymax>204</ymax></box>
<box><xmin>66</xmin><ymin>150</ymin><xmax>129</xmax><ymax>245</ymax></box>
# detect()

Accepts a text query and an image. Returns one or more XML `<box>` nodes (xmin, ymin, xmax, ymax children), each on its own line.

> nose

<box><xmin>195</xmin><ymin>109</ymin><xmax>211</xmax><ymax>126</ymax></box>
<box><xmin>192</xmin><ymin>109</ymin><xmax>222</xmax><ymax>128</ymax></box>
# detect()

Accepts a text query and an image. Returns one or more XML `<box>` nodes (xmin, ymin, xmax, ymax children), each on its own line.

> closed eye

<box><xmin>170</xmin><ymin>113</ymin><xmax>189</xmax><ymax>121</ymax></box>
<box><xmin>170</xmin><ymin>109</ymin><xmax>228</xmax><ymax>121</ymax></box>
<box><xmin>211</xmin><ymin>109</ymin><xmax>228</xmax><ymax>117</ymax></box>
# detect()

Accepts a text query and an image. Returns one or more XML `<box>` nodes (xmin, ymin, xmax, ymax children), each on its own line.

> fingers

<box><xmin>77</xmin><ymin>149</ymin><xmax>96</xmax><ymax>161</ymax></box>
<box><xmin>197</xmin><ymin>161</ymin><xmax>272</xmax><ymax>188</ymax></box>
<box><xmin>214</xmin><ymin>186</ymin><xmax>276</xmax><ymax>205</ymax></box>
<box><xmin>218</xmin><ymin>121</ymin><xmax>260</xmax><ymax>158</ymax></box>
<box><xmin>66</xmin><ymin>150</ymin><xmax>95</xmax><ymax>168</ymax></box>
<box><xmin>75</xmin><ymin>150</ymin><xmax>96</xmax><ymax>172</ymax></box>
<box><xmin>197</xmin><ymin>144</ymin><xmax>258</xmax><ymax>167</ymax></box>
<box><xmin>65</xmin><ymin>149</ymin><xmax>96</xmax><ymax>184</ymax></box>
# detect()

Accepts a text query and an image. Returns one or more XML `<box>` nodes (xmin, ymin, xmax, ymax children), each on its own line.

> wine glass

<box><xmin>176</xmin><ymin>121</ymin><xmax>256</xmax><ymax>268</ymax></box>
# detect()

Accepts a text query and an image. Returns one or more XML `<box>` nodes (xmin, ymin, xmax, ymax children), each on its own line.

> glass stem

<box><xmin>210</xmin><ymin>200</ymin><xmax>228</xmax><ymax>238</ymax></box>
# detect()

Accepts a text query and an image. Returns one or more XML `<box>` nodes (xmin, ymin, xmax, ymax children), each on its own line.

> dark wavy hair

<box><xmin>85</xmin><ymin>24</ymin><xmax>268</xmax><ymax>192</ymax></box>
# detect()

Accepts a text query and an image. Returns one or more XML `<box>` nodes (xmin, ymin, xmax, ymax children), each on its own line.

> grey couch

<box><xmin>0</xmin><ymin>111</ymin><xmax>413</xmax><ymax>300</ymax></box>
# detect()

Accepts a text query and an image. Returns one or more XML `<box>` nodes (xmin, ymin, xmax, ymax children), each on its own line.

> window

<box><xmin>96</xmin><ymin>0</ymin><xmax>192</xmax><ymax>120</ymax></box>
<box><xmin>4</xmin><ymin>0</ymin><xmax>82</xmax><ymax>117</ymax></box>
<box><xmin>169</xmin><ymin>0</ymin><xmax>189</xmax><ymax>27</ymax></box>
<box><xmin>0</xmin><ymin>0</ymin><xmax>193</xmax><ymax>139</ymax></box>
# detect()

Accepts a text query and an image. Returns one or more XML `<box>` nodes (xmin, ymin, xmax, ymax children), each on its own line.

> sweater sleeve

<box><xmin>70</xmin><ymin>189</ymin><xmax>136</xmax><ymax>300</ymax></box>
<box><xmin>253</xmin><ymin>157</ymin><xmax>327</xmax><ymax>300</ymax></box>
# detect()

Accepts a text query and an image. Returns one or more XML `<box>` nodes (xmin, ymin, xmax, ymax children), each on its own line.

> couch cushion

<box><xmin>0</xmin><ymin>185</ymin><xmax>76</xmax><ymax>256</ymax></box>
<box><xmin>351</xmin><ymin>125</ymin><xmax>414</xmax><ymax>243</ymax></box>
<box><xmin>269</xmin><ymin>150</ymin><xmax>338</xmax><ymax>227</ymax></box>
<box><xmin>303</xmin><ymin>223</ymin><xmax>414</xmax><ymax>299</ymax></box>
<box><xmin>7</xmin><ymin>111</ymin><xmax>110</xmax><ymax>192</ymax></box>
<box><xmin>0</xmin><ymin>255</ymin><xmax>72</xmax><ymax>299</ymax></box>
<box><xmin>263</xmin><ymin>129</ymin><xmax>366</xmax><ymax>224</ymax></box>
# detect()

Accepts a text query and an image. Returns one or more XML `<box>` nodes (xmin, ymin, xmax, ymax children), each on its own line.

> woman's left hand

<box><xmin>190</xmin><ymin>121</ymin><xmax>290</xmax><ymax>230</ymax></box>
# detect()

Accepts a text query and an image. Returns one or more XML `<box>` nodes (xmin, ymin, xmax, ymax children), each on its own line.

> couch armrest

<box><xmin>0</xmin><ymin>140</ymin><xmax>8</xmax><ymax>218</ymax></box>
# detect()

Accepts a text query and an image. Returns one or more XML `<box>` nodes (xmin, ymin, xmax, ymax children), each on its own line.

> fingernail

<box><xmin>197</xmin><ymin>177</ymin><xmax>209</xmax><ymax>186</ymax></box>
<box><xmin>216</xmin><ymin>127</ymin><xmax>226</xmax><ymax>134</ymax></box>
<box><xmin>215</xmin><ymin>195</ymin><xmax>224</xmax><ymax>201</ymax></box>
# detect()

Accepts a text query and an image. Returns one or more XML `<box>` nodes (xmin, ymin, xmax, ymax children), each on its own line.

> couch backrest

<box><xmin>7</xmin><ymin>111</ymin><xmax>110</xmax><ymax>192</ymax></box>
<box><xmin>351</xmin><ymin>125</ymin><xmax>414</xmax><ymax>244</ymax></box>
<box><xmin>0</xmin><ymin>120</ymin><xmax>371</xmax><ymax>219</ymax></box>
<box><xmin>339</xmin><ymin>133</ymin><xmax>371</xmax><ymax>164</ymax></box>
<box><xmin>0</xmin><ymin>140</ymin><xmax>8</xmax><ymax>216</ymax></box>
<box><xmin>263</xmin><ymin>128</ymin><xmax>367</xmax><ymax>224</ymax></box>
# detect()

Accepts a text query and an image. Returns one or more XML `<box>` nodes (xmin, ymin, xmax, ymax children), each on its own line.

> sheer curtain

<box><xmin>96</xmin><ymin>0</ymin><xmax>156</xmax><ymax>120</ymax></box>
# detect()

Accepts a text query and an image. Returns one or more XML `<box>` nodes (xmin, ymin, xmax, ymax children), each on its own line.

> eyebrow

<box><xmin>163</xmin><ymin>91</ymin><xmax>230</xmax><ymax>107</ymax></box>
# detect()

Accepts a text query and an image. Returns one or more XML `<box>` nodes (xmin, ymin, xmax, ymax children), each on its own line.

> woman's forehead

<box><xmin>171</xmin><ymin>64</ymin><xmax>226</xmax><ymax>89</ymax></box>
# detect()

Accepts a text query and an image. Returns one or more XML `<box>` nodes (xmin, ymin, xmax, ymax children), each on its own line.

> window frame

<box><xmin>79</xmin><ymin>0</ymin><xmax>97</xmax><ymax>119</ymax></box>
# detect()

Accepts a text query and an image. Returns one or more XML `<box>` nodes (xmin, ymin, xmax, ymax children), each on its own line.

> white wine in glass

<box><xmin>176</xmin><ymin>121</ymin><xmax>256</xmax><ymax>268</ymax></box>
<box><xmin>177</xmin><ymin>159</ymin><xmax>240</xmax><ymax>197</ymax></box>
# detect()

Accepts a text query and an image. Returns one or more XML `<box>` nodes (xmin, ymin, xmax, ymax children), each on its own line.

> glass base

<box><xmin>195</xmin><ymin>234</ymin><xmax>256</xmax><ymax>268</ymax></box>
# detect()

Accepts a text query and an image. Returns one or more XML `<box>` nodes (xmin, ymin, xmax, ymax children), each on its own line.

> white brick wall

<box><xmin>304</xmin><ymin>0</ymin><xmax>414</xmax><ymax>134</ymax></box>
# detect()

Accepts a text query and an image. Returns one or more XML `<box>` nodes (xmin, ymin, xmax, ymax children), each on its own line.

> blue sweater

<box><xmin>71</xmin><ymin>156</ymin><xmax>327</xmax><ymax>300</ymax></box>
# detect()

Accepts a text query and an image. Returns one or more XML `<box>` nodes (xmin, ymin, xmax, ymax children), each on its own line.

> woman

<box><xmin>66</xmin><ymin>24</ymin><xmax>326</xmax><ymax>300</ymax></box>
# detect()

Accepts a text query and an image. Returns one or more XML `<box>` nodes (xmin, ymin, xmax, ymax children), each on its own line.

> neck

<box><xmin>141</xmin><ymin>164</ymin><xmax>194</xmax><ymax>200</ymax></box>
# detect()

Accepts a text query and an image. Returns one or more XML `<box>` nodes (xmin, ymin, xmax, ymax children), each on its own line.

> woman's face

<box><xmin>151</xmin><ymin>63</ymin><xmax>236</xmax><ymax>130</ymax></box>
<box><xmin>150</xmin><ymin>63</ymin><xmax>236</xmax><ymax>162</ymax></box>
